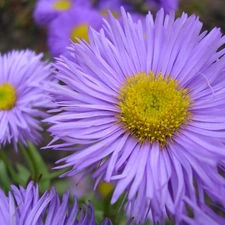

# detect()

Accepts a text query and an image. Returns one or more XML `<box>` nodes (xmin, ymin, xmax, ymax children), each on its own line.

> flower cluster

<box><xmin>1</xmin><ymin>0</ymin><xmax>225</xmax><ymax>225</ymax></box>
<box><xmin>33</xmin><ymin>0</ymin><xmax>178</xmax><ymax>57</ymax></box>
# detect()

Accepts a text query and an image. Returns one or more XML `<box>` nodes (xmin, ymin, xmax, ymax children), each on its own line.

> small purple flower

<box><xmin>46</xmin><ymin>8</ymin><xmax>225</xmax><ymax>224</ymax></box>
<box><xmin>33</xmin><ymin>0</ymin><xmax>91</xmax><ymax>26</ymax></box>
<box><xmin>69</xmin><ymin>173</ymin><xmax>93</xmax><ymax>198</ymax></box>
<box><xmin>0</xmin><ymin>181</ymin><xmax>112</xmax><ymax>225</ymax></box>
<box><xmin>96</xmin><ymin>0</ymin><xmax>145</xmax><ymax>24</ymax></box>
<box><xmin>47</xmin><ymin>7</ymin><xmax>103</xmax><ymax>57</ymax></box>
<box><xmin>0</xmin><ymin>50</ymin><xmax>51</xmax><ymax>150</ymax></box>
<box><xmin>96</xmin><ymin>0</ymin><xmax>133</xmax><ymax>16</ymax></box>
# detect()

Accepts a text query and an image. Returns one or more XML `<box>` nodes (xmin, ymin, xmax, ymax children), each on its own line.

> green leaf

<box><xmin>102</xmin><ymin>188</ymin><xmax>128</xmax><ymax>224</ymax></box>
<box><xmin>0</xmin><ymin>160</ymin><xmax>11</xmax><ymax>193</ymax></box>
<box><xmin>16</xmin><ymin>163</ymin><xmax>31</xmax><ymax>184</ymax></box>
<box><xmin>19</xmin><ymin>142</ymin><xmax>50</xmax><ymax>193</ymax></box>
<box><xmin>52</xmin><ymin>178</ymin><xmax>70</xmax><ymax>195</ymax></box>
<box><xmin>0</xmin><ymin>150</ymin><xmax>24</xmax><ymax>185</ymax></box>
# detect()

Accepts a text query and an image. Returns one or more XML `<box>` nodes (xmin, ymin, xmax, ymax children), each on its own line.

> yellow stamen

<box><xmin>118</xmin><ymin>72</ymin><xmax>192</xmax><ymax>145</ymax></box>
<box><xmin>0</xmin><ymin>83</ymin><xmax>16</xmax><ymax>110</ymax></box>
<box><xmin>97</xmin><ymin>181</ymin><xmax>114</xmax><ymax>197</ymax></box>
<box><xmin>53</xmin><ymin>0</ymin><xmax>72</xmax><ymax>11</ymax></box>
<box><xmin>70</xmin><ymin>24</ymin><xmax>89</xmax><ymax>43</ymax></box>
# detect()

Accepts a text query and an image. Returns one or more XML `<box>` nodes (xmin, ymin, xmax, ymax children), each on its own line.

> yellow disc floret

<box><xmin>0</xmin><ymin>83</ymin><xmax>16</xmax><ymax>110</ymax></box>
<box><xmin>53</xmin><ymin>0</ymin><xmax>72</xmax><ymax>11</ymax></box>
<box><xmin>118</xmin><ymin>72</ymin><xmax>192</xmax><ymax>145</ymax></box>
<box><xmin>70</xmin><ymin>24</ymin><xmax>89</xmax><ymax>43</ymax></box>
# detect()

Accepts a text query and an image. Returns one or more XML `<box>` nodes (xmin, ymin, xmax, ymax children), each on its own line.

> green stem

<box><xmin>0</xmin><ymin>150</ymin><xmax>22</xmax><ymax>184</ymax></box>
<box><xmin>103</xmin><ymin>189</ymin><xmax>127</xmax><ymax>224</ymax></box>
<box><xmin>18</xmin><ymin>142</ymin><xmax>39</xmax><ymax>181</ymax></box>
<box><xmin>103</xmin><ymin>188</ymin><xmax>117</xmax><ymax>224</ymax></box>
<box><xmin>41</xmin><ymin>167</ymin><xmax>71</xmax><ymax>181</ymax></box>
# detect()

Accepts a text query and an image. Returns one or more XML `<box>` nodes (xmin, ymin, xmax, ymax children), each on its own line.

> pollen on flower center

<box><xmin>53</xmin><ymin>0</ymin><xmax>72</xmax><ymax>11</ymax></box>
<box><xmin>70</xmin><ymin>24</ymin><xmax>89</xmax><ymax>43</ymax></box>
<box><xmin>0</xmin><ymin>82</ymin><xmax>16</xmax><ymax>110</ymax></box>
<box><xmin>118</xmin><ymin>72</ymin><xmax>192</xmax><ymax>145</ymax></box>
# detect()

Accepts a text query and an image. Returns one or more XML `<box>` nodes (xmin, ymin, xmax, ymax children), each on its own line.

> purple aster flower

<box><xmin>46</xmin><ymin>8</ymin><xmax>225</xmax><ymax>224</ymax></box>
<box><xmin>96</xmin><ymin>0</ymin><xmax>133</xmax><ymax>16</ymax></box>
<box><xmin>0</xmin><ymin>181</ymin><xmax>112</xmax><ymax>225</ymax></box>
<box><xmin>47</xmin><ymin>7</ymin><xmax>103</xmax><ymax>57</ymax></box>
<box><xmin>0</xmin><ymin>50</ymin><xmax>51</xmax><ymax>150</ymax></box>
<box><xmin>33</xmin><ymin>0</ymin><xmax>91</xmax><ymax>26</ymax></box>
<box><xmin>96</xmin><ymin>0</ymin><xmax>145</xmax><ymax>24</ymax></box>
<box><xmin>146</xmin><ymin>0</ymin><xmax>178</xmax><ymax>13</ymax></box>
<box><xmin>70</xmin><ymin>172</ymin><xmax>93</xmax><ymax>198</ymax></box>
<box><xmin>97</xmin><ymin>0</ymin><xmax>126</xmax><ymax>10</ymax></box>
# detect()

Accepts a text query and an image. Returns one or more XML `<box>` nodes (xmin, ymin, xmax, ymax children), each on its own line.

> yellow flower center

<box><xmin>118</xmin><ymin>72</ymin><xmax>192</xmax><ymax>145</ymax></box>
<box><xmin>53</xmin><ymin>0</ymin><xmax>72</xmax><ymax>11</ymax></box>
<box><xmin>0</xmin><ymin>83</ymin><xmax>16</xmax><ymax>110</ymax></box>
<box><xmin>70</xmin><ymin>24</ymin><xmax>89</xmax><ymax>43</ymax></box>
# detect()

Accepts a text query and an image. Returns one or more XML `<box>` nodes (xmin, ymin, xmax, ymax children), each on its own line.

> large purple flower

<box><xmin>46</xmin><ymin>8</ymin><xmax>225</xmax><ymax>224</ymax></box>
<box><xmin>0</xmin><ymin>181</ymin><xmax>112</xmax><ymax>225</ymax></box>
<box><xmin>0</xmin><ymin>50</ymin><xmax>51</xmax><ymax>150</ymax></box>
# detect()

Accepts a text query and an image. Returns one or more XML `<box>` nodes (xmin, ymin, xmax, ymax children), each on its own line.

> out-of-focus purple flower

<box><xmin>97</xmin><ymin>0</ymin><xmax>125</xmax><ymax>10</ymax></box>
<box><xmin>0</xmin><ymin>181</ymin><xmax>112</xmax><ymax>225</ymax></box>
<box><xmin>46</xmin><ymin>7</ymin><xmax>225</xmax><ymax>224</ymax></box>
<box><xmin>146</xmin><ymin>0</ymin><xmax>178</xmax><ymax>13</ymax></box>
<box><xmin>70</xmin><ymin>175</ymin><xmax>114</xmax><ymax>199</ymax></box>
<box><xmin>96</xmin><ymin>0</ymin><xmax>145</xmax><ymax>23</ymax></box>
<box><xmin>33</xmin><ymin>0</ymin><xmax>91</xmax><ymax>26</ymax></box>
<box><xmin>69</xmin><ymin>173</ymin><xmax>93</xmax><ymax>198</ymax></box>
<box><xmin>96</xmin><ymin>0</ymin><xmax>132</xmax><ymax>17</ymax></box>
<box><xmin>47</xmin><ymin>7</ymin><xmax>103</xmax><ymax>57</ymax></box>
<box><xmin>0</xmin><ymin>50</ymin><xmax>51</xmax><ymax>150</ymax></box>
